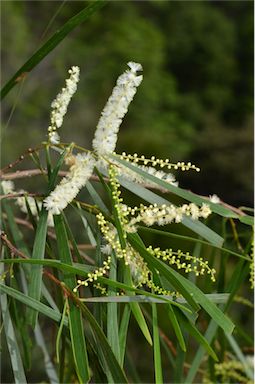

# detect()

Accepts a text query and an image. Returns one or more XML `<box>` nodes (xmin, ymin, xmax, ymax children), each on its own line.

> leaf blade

<box><xmin>0</xmin><ymin>290</ymin><xmax>27</xmax><ymax>384</ymax></box>
<box><xmin>54</xmin><ymin>214</ymin><xmax>90</xmax><ymax>384</ymax></box>
<box><xmin>152</xmin><ymin>303</ymin><xmax>163</xmax><ymax>384</ymax></box>
<box><xmin>27</xmin><ymin>208</ymin><xmax>48</xmax><ymax>327</ymax></box>
<box><xmin>1</xmin><ymin>1</ymin><xmax>107</xmax><ymax>99</ymax></box>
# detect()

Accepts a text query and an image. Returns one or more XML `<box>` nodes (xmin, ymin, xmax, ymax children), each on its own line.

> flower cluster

<box><xmin>108</xmin><ymin>165</ymin><xmax>129</xmax><ymax>231</ymax></box>
<box><xmin>209</xmin><ymin>194</ymin><xmax>220</xmax><ymax>204</ymax></box>
<box><xmin>41</xmin><ymin>62</ymin><xmax>218</xmax><ymax>295</ymax></box>
<box><xmin>48</xmin><ymin>66</ymin><xmax>80</xmax><ymax>144</ymax></box>
<box><xmin>203</xmin><ymin>358</ymin><xmax>254</xmax><ymax>384</ymax></box>
<box><xmin>114</xmin><ymin>152</ymin><xmax>200</xmax><ymax>190</ymax></box>
<box><xmin>125</xmin><ymin>202</ymin><xmax>211</xmax><ymax>231</ymax></box>
<box><xmin>101</xmin><ymin>241</ymin><xmax>150</xmax><ymax>286</ymax></box>
<box><xmin>43</xmin><ymin>153</ymin><xmax>95</xmax><ymax>215</ymax></box>
<box><xmin>92</xmin><ymin>62</ymin><xmax>143</xmax><ymax>156</ymax></box>
<box><xmin>119</xmin><ymin>152</ymin><xmax>200</xmax><ymax>172</ymax></box>
<box><xmin>73</xmin><ymin>256</ymin><xmax>111</xmax><ymax>293</ymax></box>
<box><xmin>115</xmin><ymin>162</ymin><xmax>179</xmax><ymax>190</ymax></box>
<box><xmin>96</xmin><ymin>212</ymin><xmax>151</xmax><ymax>286</ymax></box>
<box><xmin>1</xmin><ymin>180</ymin><xmax>14</xmax><ymax>195</ymax></box>
<box><xmin>147</xmin><ymin>246</ymin><xmax>216</xmax><ymax>281</ymax></box>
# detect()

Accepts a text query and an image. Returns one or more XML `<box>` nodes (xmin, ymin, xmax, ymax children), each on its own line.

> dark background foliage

<box><xmin>2</xmin><ymin>0</ymin><xmax>253</xmax><ymax>207</ymax></box>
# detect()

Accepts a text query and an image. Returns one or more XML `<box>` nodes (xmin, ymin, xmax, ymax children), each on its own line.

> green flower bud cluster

<box><xmin>73</xmin><ymin>256</ymin><xmax>111</xmax><ymax>293</ymax></box>
<box><xmin>119</xmin><ymin>152</ymin><xmax>200</xmax><ymax>172</ymax></box>
<box><xmin>147</xmin><ymin>246</ymin><xmax>216</xmax><ymax>282</ymax></box>
<box><xmin>108</xmin><ymin>165</ymin><xmax>129</xmax><ymax>232</ymax></box>
<box><xmin>203</xmin><ymin>359</ymin><xmax>254</xmax><ymax>384</ymax></box>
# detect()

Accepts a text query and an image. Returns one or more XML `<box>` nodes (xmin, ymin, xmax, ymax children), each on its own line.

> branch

<box><xmin>0</xmin><ymin>192</ymin><xmax>40</xmax><ymax>200</ymax></box>
<box><xmin>1</xmin><ymin>231</ymin><xmax>27</xmax><ymax>259</ymax></box>
<box><xmin>0</xmin><ymin>146</ymin><xmax>42</xmax><ymax>174</ymax></box>
<box><xmin>1</xmin><ymin>215</ymin><xmax>95</xmax><ymax>264</ymax></box>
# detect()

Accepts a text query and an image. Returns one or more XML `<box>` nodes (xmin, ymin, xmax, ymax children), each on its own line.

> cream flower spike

<box><xmin>43</xmin><ymin>153</ymin><xmax>95</xmax><ymax>215</ymax></box>
<box><xmin>48</xmin><ymin>66</ymin><xmax>80</xmax><ymax>144</ymax></box>
<box><xmin>92</xmin><ymin>61</ymin><xmax>143</xmax><ymax>156</ymax></box>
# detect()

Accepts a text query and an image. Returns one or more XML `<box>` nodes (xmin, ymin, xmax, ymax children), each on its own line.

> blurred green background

<box><xmin>2</xmin><ymin>0</ymin><xmax>253</xmax><ymax>207</ymax></box>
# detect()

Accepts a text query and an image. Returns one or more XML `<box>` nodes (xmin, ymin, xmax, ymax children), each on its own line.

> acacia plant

<box><xmin>1</xmin><ymin>16</ymin><xmax>254</xmax><ymax>381</ymax></box>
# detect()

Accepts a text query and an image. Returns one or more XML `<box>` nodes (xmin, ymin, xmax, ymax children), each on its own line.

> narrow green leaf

<box><xmin>174</xmin><ymin>343</ymin><xmax>186</xmax><ymax>383</ymax></box>
<box><xmin>167</xmin><ymin>304</ymin><xmax>186</xmax><ymax>352</ymax></box>
<box><xmin>48</xmin><ymin>147</ymin><xmax>70</xmax><ymax>191</ymax></box>
<box><xmin>19</xmin><ymin>264</ymin><xmax>58</xmax><ymax>384</ymax></box>
<box><xmin>0</xmin><ymin>290</ymin><xmax>27</xmax><ymax>384</ymax></box>
<box><xmin>152</xmin><ymin>303</ymin><xmax>163</xmax><ymax>384</ymax></box>
<box><xmin>1</xmin><ymin>1</ymin><xmax>107</xmax><ymax>99</ymax></box>
<box><xmin>239</xmin><ymin>215</ymin><xmax>254</xmax><ymax>226</ymax></box>
<box><xmin>56</xmin><ymin>299</ymin><xmax>68</xmax><ymax>364</ymax></box>
<box><xmin>27</xmin><ymin>208</ymin><xmax>48</xmax><ymax>327</ymax></box>
<box><xmin>62</xmin><ymin>213</ymin><xmax>83</xmax><ymax>263</ymax></box>
<box><xmin>75</xmin><ymin>204</ymin><xmax>97</xmax><ymax>246</ymax></box>
<box><xmin>169</xmin><ymin>269</ymin><xmax>234</xmax><ymax>334</ymax></box>
<box><xmin>184</xmin><ymin>259</ymin><xmax>249</xmax><ymax>383</ymax></box>
<box><xmin>124</xmin><ymin>267</ymin><xmax>152</xmax><ymax>345</ymax></box>
<box><xmin>131</xmin><ymin>301</ymin><xmax>153</xmax><ymax>345</ymax></box>
<box><xmin>107</xmin><ymin>253</ymin><xmax>121</xmax><ymax>363</ymax></box>
<box><xmin>86</xmin><ymin>180</ymin><xmax>109</xmax><ymax>214</ymax></box>
<box><xmin>3</xmin><ymin>200</ymin><xmax>59</xmax><ymax>312</ymax></box>
<box><xmin>80</xmin><ymin>294</ymin><xmax>229</xmax><ymax>304</ymax></box>
<box><xmin>54</xmin><ymin>214</ymin><xmax>90</xmax><ymax>384</ymax></box>
<box><xmin>143</xmin><ymin>307</ymin><xmax>175</xmax><ymax>368</ymax></box>
<box><xmin>126</xmin><ymin>350</ymin><xmax>142</xmax><ymax>383</ymax></box>
<box><xmin>119</xmin><ymin>305</ymin><xmax>131</xmax><ymax>367</ymax></box>
<box><xmin>78</xmin><ymin>301</ymin><xmax>128</xmax><ymax>383</ymax></box>
<box><xmin>34</xmin><ymin>324</ymin><xmax>58</xmax><ymax>384</ymax></box>
<box><xmin>176</xmin><ymin>309</ymin><xmax>218</xmax><ymax>361</ymax></box>
<box><xmin>0</xmin><ymin>283</ymin><xmax>66</xmax><ymax>325</ymax></box>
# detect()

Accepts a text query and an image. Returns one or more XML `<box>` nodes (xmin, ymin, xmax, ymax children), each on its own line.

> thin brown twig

<box><xmin>0</xmin><ymin>146</ymin><xmax>43</xmax><ymax>175</ymax></box>
<box><xmin>158</xmin><ymin>328</ymin><xmax>177</xmax><ymax>357</ymax></box>
<box><xmin>0</xmin><ymin>168</ymin><xmax>167</xmax><ymax>192</ymax></box>
<box><xmin>43</xmin><ymin>269</ymin><xmax>72</xmax><ymax>298</ymax></box>
<box><xmin>0</xmin><ymin>231</ymin><xmax>84</xmax><ymax>299</ymax></box>
<box><xmin>1</xmin><ymin>169</ymin><xmax>49</xmax><ymax>180</ymax></box>
<box><xmin>1</xmin><ymin>213</ymin><xmax>95</xmax><ymax>263</ymax></box>
<box><xmin>0</xmin><ymin>169</ymin><xmax>103</xmax><ymax>181</ymax></box>
<box><xmin>0</xmin><ymin>192</ymin><xmax>40</xmax><ymax>200</ymax></box>
<box><xmin>1</xmin><ymin>231</ymin><xmax>27</xmax><ymax>259</ymax></box>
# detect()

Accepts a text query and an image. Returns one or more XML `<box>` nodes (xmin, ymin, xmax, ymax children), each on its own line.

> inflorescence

<box><xmin>48</xmin><ymin>66</ymin><xmax>80</xmax><ymax>144</ymax></box>
<box><xmin>119</xmin><ymin>152</ymin><xmax>200</xmax><ymax>172</ymax></box>
<box><xmin>92</xmin><ymin>62</ymin><xmax>143</xmax><ymax>156</ymax></box>
<box><xmin>3</xmin><ymin>62</ymin><xmax>219</xmax><ymax>297</ymax></box>
<box><xmin>43</xmin><ymin>153</ymin><xmax>95</xmax><ymax>215</ymax></box>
